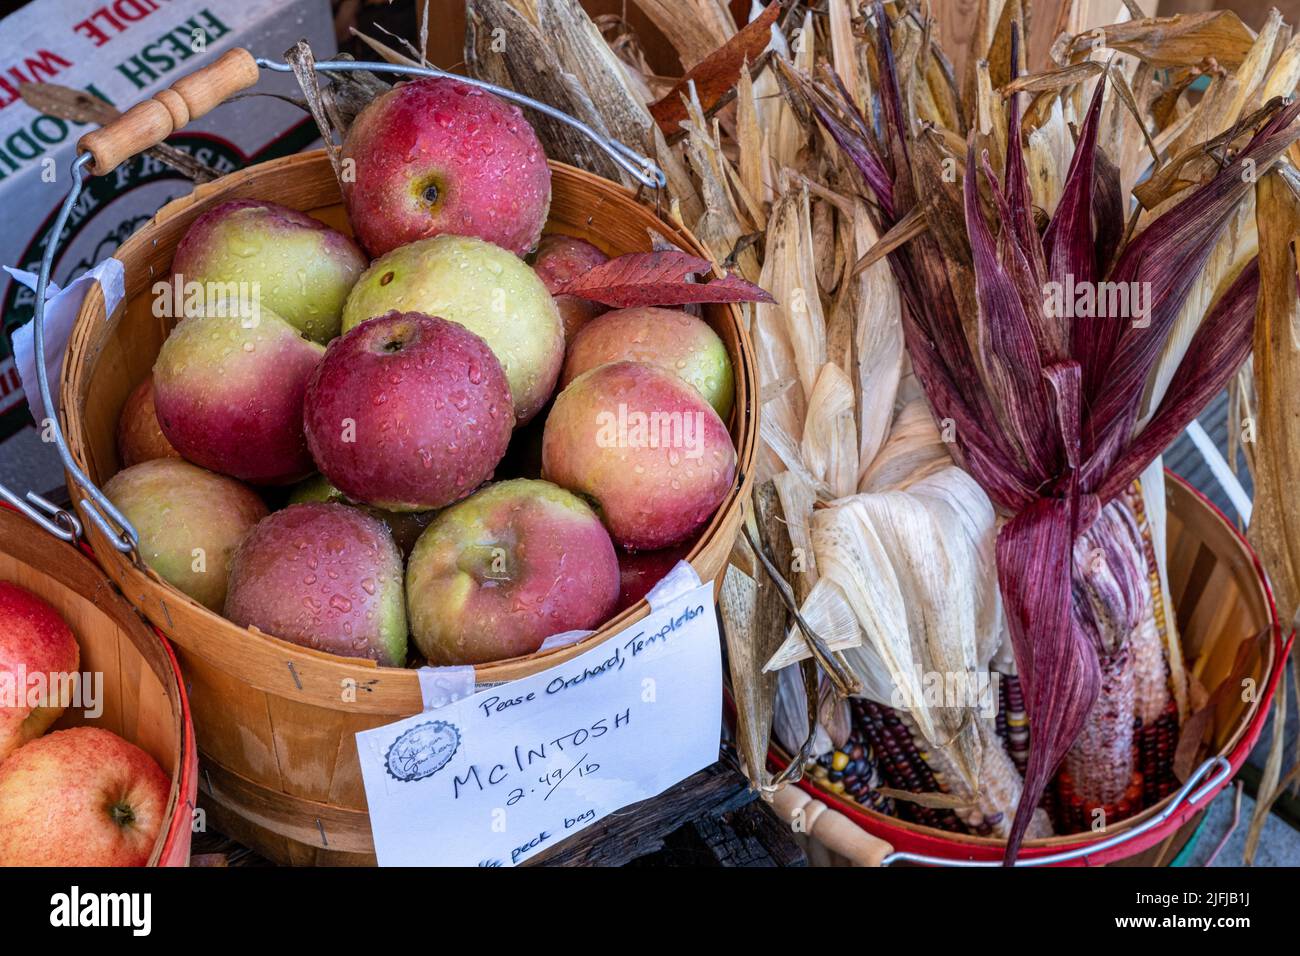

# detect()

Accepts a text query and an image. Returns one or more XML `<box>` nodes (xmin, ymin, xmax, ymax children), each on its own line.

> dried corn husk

<box><xmin>537</xmin><ymin>0</ymin><xmax>702</xmax><ymax>222</ymax></box>
<box><xmin>1066</xmin><ymin>10</ymin><xmax>1256</xmax><ymax>70</ymax></box>
<box><xmin>465</xmin><ymin>0</ymin><xmax>629</xmax><ymax>183</ymax></box>
<box><xmin>846</xmin><ymin>204</ymin><xmax>904</xmax><ymax>475</ymax></box>
<box><xmin>1247</xmin><ymin>170</ymin><xmax>1300</xmax><ymax>622</ymax></box>
<box><xmin>720</xmin><ymin>483</ymin><xmax>796</xmax><ymax>792</ymax></box>
<box><xmin>735</xmin><ymin>64</ymin><xmax>768</xmax><ymax>216</ymax></box>
<box><xmin>679</xmin><ymin>85</ymin><xmax>761</xmax><ymax>278</ymax></box>
<box><xmin>755</xmin><ymin>182</ymin><xmax>826</xmax><ymax>485</ymax></box>
<box><xmin>1243</xmin><ymin>172</ymin><xmax>1300</xmax><ymax>858</ymax></box>
<box><xmin>802</xmin><ymin>363</ymin><xmax>859</xmax><ymax>499</ymax></box>
<box><xmin>769</xmin><ymin>463</ymin><xmax>1001</xmax><ymax>794</ymax></box>
<box><xmin>629</xmin><ymin>0</ymin><xmax>735</xmax><ymax>70</ymax></box>
<box><xmin>860</xmin><ymin>401</ymin><xmax>953</xmax><ymax>493</ymax></box>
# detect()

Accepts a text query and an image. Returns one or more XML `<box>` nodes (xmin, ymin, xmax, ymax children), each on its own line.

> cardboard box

<box><xmin>0</xmin><ymin>0</ymin><xmax>335</xmax><ymax>496</ymax></box>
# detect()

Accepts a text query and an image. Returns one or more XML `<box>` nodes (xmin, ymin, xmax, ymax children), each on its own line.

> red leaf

<box><xmin>556</xmin><ymin>252</ymin><xmax>776</xmax><ymax>307</ymax></box>
<box><xmin>1083</xmin><ymin>97</ymin><xmax>1300</xmax><ymax>475</ymax></box>
<box><xmin>648</xmin><ymin>1</ymin><xmax>782</xmax><ymax>134</ymax></box>
<box><xmin>1098</xmin><ymin>258</ymin><xmax>1260</xmax><ymax>501</ymax></box>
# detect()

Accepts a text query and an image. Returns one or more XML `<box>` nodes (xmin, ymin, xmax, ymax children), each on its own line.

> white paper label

<box><xmin>356</xmin><ymin>579</ymin><xmax>722</xmax><ymax>866</ymax></box>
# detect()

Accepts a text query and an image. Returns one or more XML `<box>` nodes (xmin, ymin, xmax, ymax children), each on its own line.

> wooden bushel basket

<box><xmin>0</xmin><ymin>503</ymin><xmax>198</xmax><ymax>867</ymax></box>
<box><xmin>58</xmin><ymin>148</ymin><xmax>757</xmax><ymax>863</ymax></box>
<box><xmin>768</xmin><ymin>474</ymin><xmax>1286</xmax><ymax>867</ymax></box>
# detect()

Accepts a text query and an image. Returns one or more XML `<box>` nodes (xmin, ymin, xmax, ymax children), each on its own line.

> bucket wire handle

<box><xmin>255</xmin><ymin>58</ymin><xmax>668</xmax><ymax>190</ymax></box>
<box><xmin>51</xmin><ymin>46</ymin><xmax>668</xmax><ymax>559</ymax></box>
<box><xmin>0</xmin><ymin>479</ymin><xmax>82</xmax><ymax>542</ymax></box>
<box><xmin>33</xmin><ymin>151</ymin><xmax>139</xmax><ymax>558</ymax></box>
<box><xmin>74</xmin><ymin>48</ymin><xmax>668</xmax><ymax>190</ymax></box>
<box><xmin>880</xmin><ymin>755</ymin><xmax>1233</xmax><ymax>867</ymax></box>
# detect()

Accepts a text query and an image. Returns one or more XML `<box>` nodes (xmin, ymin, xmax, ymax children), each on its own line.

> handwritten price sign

<box><xmin>356</xmin><ymin>578</ymin><xmax>722</xmax><ymax>866</ymax></box>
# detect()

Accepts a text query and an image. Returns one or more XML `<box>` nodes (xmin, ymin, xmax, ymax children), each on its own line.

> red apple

<box><xmin>562</xmin><ymin>306</ymin><xmax>735</xmax><ymax>418</ymax></box>
<box><xmin>225</xmin><ymin>503</ymin><xmax>408</xmax><ymax>666</ymax></box>
<box><xmin>532</xmin><ymin>234</ymin><xmax>608</xmax><ymax>341</ymax></box>
<box><xmin>0</xmin><ymin>727</ymin><xmax>170</xmax><ymax>866</ymax></box>
<box><xmin>341</xmin><ymin>77</ymin><xmax>551</xmax><ymax>258</ymax></box>
<box><xmin>542</xmin><ymin>361</ymin><xmax>737</xmax><ymax>550</ymax></box>
<box><xmin>104</xmin><ymin>459</ymin><xmax>269</xmax><ymax>611</ymax></box>
<box><xmin>615</xmin><ymin>544</ymin><xmax>690</xmax><ymax>613</ymax></box>
<box><xmin>406</xmin><ymin>479</ymin><xmax>619</xmax><ymax>665</ymax></box>
<box><xmin>116</xmin><ymin>376</ymin><xmax>180</xmax><ymax>468</ymax></box>
<box><xmin>153</xmin><ymin>307</ymin><xmax>325</xmax><ymax>485</ymax></box>
<box><xmin>304</xmin><ymin>312</ymin><xmax>514</xmax><ymax>512</ymax></box>
<box><xmin>0</xmin><ymin>583</ymin><xmax>79</xmax><ymax>765</ymax></box>
<box><xmin>170</xmin><ymin>199</ymin><xmax>367</xmax><ymax>344</ymax></box>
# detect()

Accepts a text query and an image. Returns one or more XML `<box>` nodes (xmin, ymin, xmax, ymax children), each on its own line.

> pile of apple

<box><xmin>0</xmin><ymin>582</ymin><xmax>170</xmax><ymax>866</ymax></box>
<box><xmin>107</xmin><ymin>77</ymin><xmax>738</xmax><ymax>668</ymax></box>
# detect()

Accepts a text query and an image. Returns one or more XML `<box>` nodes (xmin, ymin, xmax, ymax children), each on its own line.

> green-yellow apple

<box><xmin>304</xmin><ymin>312</ymin><xmax>514</xmax><ymax>512</ymax></box>
<box><xmin>225</xmin><ymin>503</ymin><xmax>408</xmax><ymax>666</ymax></box>
<box><xmin>532</xmin><ymin>234</ymin><xmax>608</xmax><ymax>342</ymax></box>
<box><xmin>562</xmin><ymin>306</ymin><xmax>735</xmax><ymax>419</ymax></box>
<box><xmin>104</xmin><ymin>458</ymin><xmax>268</xmax><ymax>611</ymax></box>
<box><xmin>542</xmin><ymin>361</ymin><xmax>737</xmax><ymax>551</ymax></box>
<box><xmin>170</xmin><ymin>199</ymin><xmax>367</xmax><ymax>344</ymax></box>
<box><xmin>341</xmin><ymin>235</ymin><xmax>563</xmax><ymax>423</ymax></box>
<box><xmin>406</xmin><ymin>479</ymin><xmax>619</xmax><ymax>665</ymax></box>
<box><xmin>341</xmin><ymin>77</ymin><xmax>551</xmax><ymax>258</ymax></box>
<box><xmin>0</xmin><ymin>583</ymin><xmax>79</xmax><ymax>764</ymax></box>
<box><xmin>116</xmin><ymin>375</ymin><xmax>180</xmax><ymax>468</ymax></box>
<box><xmin>0</xmin><ymin>727</ymin><xmax>170</xmax><ymax>866</ymax></box>
<box><xmin>152</xmin><ymin>305</ymin><xmax>325</xmax><ymax>485</ymax></box>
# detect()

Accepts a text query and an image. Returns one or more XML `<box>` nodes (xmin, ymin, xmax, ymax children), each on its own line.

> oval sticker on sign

<box><xmin>384</xmin><ymin>721</ymin><xmax>462</xmax><ymax>782</ymax></box>
<box><xmin>356</xmin><ymin>565</ymin><xmax>722</xmax><ymax>866</ymax></box>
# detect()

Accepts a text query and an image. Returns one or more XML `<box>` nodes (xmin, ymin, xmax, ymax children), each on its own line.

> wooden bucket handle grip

<box><xmin>77</xmin><ymin>48</ymin><xmax>260</xmax><ymax>176</ymax></box>
<box><xmin>769</xmin><ymin>784</ymin><xmax>894</xmax><ymax>866</ymax></box>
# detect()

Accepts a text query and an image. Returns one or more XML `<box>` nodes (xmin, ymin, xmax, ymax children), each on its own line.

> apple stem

<box><xmin>109</xmin><ymin>802</ymin><xmax>136</xmax><ymax>828</ymax></box>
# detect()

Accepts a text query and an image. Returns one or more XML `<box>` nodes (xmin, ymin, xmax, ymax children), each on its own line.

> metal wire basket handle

<box><xmin>41</xmin><ymin>47</ymin><xmax>667</xmax><ymax>557</ymax></box>
<box><xmin>880</xmin><ymin>755</ymin><xmax>1233</xmax><ymax>867</ymax></box>
<box><xmin>0</xmin><ymin>479</ymin><xmax>81</xmax><ymax>542</ymax></box>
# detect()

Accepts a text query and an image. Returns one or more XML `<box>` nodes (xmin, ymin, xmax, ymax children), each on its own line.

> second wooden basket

<box><xmin>59</xmin><ymin>151</ymin><xmax>757</xmax><ymax>864</ymax></box>
<box><xmin>0</xmin><ymin>502</ymin><xmax>198</xmax><ymax>866</ymax></box>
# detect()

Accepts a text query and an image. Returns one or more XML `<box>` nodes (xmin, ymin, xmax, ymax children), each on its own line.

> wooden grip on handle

<box><xmin>770</xmin><ymin>785</ymin><xmax>894</xmax><ymax>866</ymax></box>
<box><xmin>77</xmin><ymin>48</ymin><xmax>260</xmax><ymax>175</ymax></box>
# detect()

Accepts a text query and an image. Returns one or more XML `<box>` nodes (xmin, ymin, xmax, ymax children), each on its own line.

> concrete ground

<box><xmin>1179</xmin><ymin>785</ymin><xmax>1300</xmax><ymax>866</ymax></box>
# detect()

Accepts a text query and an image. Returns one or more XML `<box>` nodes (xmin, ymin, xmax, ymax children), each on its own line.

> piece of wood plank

<box><xmin>527</xmin><ymin>759</ymin><xmax>802</xmax><ymax>866</ymax></box>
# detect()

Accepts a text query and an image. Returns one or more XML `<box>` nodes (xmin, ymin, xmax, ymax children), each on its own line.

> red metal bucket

<box><xmin>768</xmin><ymin>472</ymin><xmax>1287</xmax><ymax>866</ymax></box>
